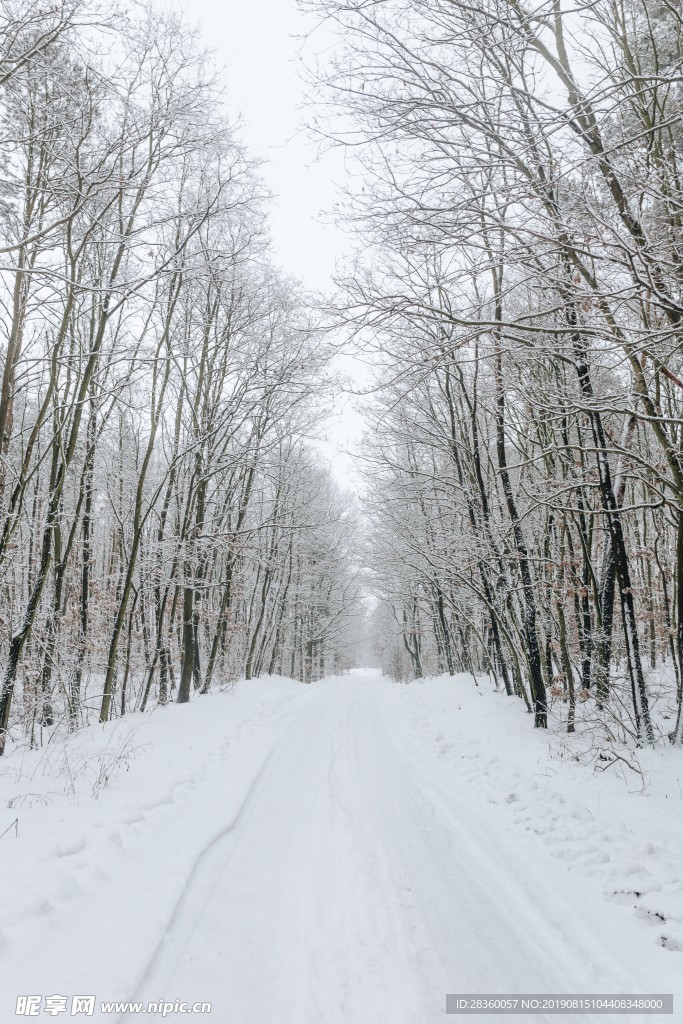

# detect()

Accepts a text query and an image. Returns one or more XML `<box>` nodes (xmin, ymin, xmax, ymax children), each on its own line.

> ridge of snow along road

<box><xmin>0</xmin><ymin>671</ymin><xmax>681</xmax><ymax>1022</ymax></box>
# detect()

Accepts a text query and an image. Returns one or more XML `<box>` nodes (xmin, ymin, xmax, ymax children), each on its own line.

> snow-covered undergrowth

<box><xmin>392</xmin><ymin>673</ymin><xmax>683</xmax><ymax>958</ymax></box>
<box><xmin>0</xmin><ymin>676</ymin><xmax>313</xmax><ymax>1016</ymax></box>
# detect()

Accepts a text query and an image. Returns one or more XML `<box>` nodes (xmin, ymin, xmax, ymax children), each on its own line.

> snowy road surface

<box><xmin>1</xmin><ymin>673</ymin><xmax>679</xmax><ymax>1023</ymax></box>
<box><xmin>124</xmin><ymin>677</ymin><xmax>670</xmax><ymax>1024</ymax></box>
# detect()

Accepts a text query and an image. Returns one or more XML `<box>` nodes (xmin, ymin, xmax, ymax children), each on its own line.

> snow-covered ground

<box><xmin>0</xmin><ymin>671</ymin><xmax>680</xmax><ymax>1022</ymax></box>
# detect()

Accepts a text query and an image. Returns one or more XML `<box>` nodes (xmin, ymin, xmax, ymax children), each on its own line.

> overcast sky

<box><xmin>187</xmin><ymin>0</ymin><xmax>347</xmax><ymax>289</ymax></box>
<box><xmin>178</xmin><ymin>0</ymin><xmax>363</xmax><ymax>488</ymax></box>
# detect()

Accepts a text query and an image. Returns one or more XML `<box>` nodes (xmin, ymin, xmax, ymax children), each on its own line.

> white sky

<box><xmin>180</xmin><ymin>0</ymin><xmax>364</xmax><ymax>489</ymax></box>
<box><xmin>176</xmin><ymin>0</ymin><xmax>343</xmax><ymax>289</ymax></box>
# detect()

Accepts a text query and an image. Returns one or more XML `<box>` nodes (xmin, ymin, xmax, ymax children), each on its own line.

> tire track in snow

<box><xmin>117</xmin><ymin>688</ymin><xmax>328</xmax><ymax>1024</ymax></box>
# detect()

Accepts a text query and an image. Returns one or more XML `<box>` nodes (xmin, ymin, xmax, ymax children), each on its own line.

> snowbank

<box><xmin>390</xmin><ymin>674</ymin><xmax>683</xmax><ymax>960</ymax></box>
<box><xmin>0</xmin><ymin>676</ymin><xmax>314</xmax><ymax>1018</ymax></box>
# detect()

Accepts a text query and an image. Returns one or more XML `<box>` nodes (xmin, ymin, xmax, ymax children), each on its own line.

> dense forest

<box><xmin>302</xmin><ymin>0</ymin><xmax>683</xmax><ymax>743</ymax></box>
<box><xmin>2</xmin><ymin>0</ymin><xmax>683</xmax><ymax>756</ymax></box>
<box><xmin>0</xmin><ymin>0</ymin><xmax>360</xmax><ymax>754</ymax></box>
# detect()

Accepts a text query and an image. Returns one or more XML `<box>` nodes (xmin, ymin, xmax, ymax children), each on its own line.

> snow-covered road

<box><xmin>2</xmin><ymin>672</ymin><xmax>679</xmax><ymax>1023</ymax></box>
<box><xmin>122</xmin><ymin>676</ymin><xmax>667</xmax><ymax>1024</ymax></box>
